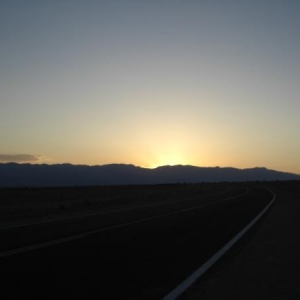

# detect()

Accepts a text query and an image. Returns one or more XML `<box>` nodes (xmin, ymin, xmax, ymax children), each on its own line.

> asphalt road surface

<box><xmin>0</xmin><ymin>184</ymin><xmax>273</xmax><ymax>299</ymax></box>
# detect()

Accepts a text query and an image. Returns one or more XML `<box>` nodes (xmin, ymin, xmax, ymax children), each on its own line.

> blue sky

<box><xmin>1</xmin><ymin>0</ymin><xmax>300</xmax><ymax>173</ymax></box>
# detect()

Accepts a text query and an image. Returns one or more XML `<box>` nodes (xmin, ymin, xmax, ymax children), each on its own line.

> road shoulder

<box><xmin>181</xmin><ymin>183</ymin><xmax>300</xmax><ymax>300</ymax></box>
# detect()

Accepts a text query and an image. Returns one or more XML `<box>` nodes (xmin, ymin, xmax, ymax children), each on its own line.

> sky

<box><xmin>1</xmin><ymin>0</ymin><xmax>300</xmax><ymax>173</ymax></box>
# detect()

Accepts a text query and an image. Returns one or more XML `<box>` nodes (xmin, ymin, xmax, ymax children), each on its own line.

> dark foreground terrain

<box><xmin>0</xmin><ymin>182</ymin><xmax>297</xmax><ymax>299</ymax></box>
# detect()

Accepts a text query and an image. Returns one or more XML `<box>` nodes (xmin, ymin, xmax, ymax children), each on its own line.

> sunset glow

<box><xmin>1</xmin><ymin>1</ymin><xmax>300</xmax><ymax>174</ymax></box>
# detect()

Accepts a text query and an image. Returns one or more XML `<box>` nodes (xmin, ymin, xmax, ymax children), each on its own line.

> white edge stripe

<box><xmin>162</xmin><ymin>188</ymin><xmax>276</xmax><ymax>300</ymax></box>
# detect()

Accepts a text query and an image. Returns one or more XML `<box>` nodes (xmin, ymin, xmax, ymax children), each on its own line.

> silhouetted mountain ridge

<box><xmin>0</xmin><ymin>163</ymin><xmax>299</xmax><ymax>187</ymax></box>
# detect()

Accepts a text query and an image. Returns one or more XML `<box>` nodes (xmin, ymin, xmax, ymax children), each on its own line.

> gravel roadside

<box><xmin>180</xmin><ymin>182</ymin><xmax>300</xmax><ymax>300</ymax></box>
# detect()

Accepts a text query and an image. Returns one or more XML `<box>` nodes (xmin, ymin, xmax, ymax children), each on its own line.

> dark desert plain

<box><xmin>1</xmin><ymin>164</ymin><xmax>300</xmax><ymax>299</ymax></box>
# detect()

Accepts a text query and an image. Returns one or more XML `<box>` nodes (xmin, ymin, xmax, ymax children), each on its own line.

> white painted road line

<box><xmin>0</xmin><ymin>188</ymin><xmax>247</xmax><ymax>258</ymax></box>
<box><xmin>162</xmin><ymin>188</ymin><xmax>276</xmax><ymax>300</ymax></box>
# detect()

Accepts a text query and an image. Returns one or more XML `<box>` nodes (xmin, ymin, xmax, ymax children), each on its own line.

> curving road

<box><xmin>0</xmin><ymin>184</ymin><xmax>274</xmax><ymax>299</ymax></box>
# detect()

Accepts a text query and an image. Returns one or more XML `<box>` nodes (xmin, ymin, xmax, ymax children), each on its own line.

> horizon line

<box><xmin>1</xmin><ymin>161</ymin><xmax>297</xmax><ymax>174</ymax></box>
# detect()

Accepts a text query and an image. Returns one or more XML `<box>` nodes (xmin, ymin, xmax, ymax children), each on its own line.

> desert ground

<box><xmin>0</xmin><ymin>181</ymin><xmax>299</xmax><ymax>299</ymax></box>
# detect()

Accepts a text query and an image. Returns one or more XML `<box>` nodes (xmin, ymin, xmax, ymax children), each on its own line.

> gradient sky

<box><xmin>1</xmin><ymin>0</ymin><xmax>300</xmax><ymax>173</ymax></box>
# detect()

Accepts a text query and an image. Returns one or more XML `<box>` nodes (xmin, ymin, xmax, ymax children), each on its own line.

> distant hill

<box><xmin>0</xmin><ymin>163</ymin><xmax>299</xmax><ymax>187</ymax></box>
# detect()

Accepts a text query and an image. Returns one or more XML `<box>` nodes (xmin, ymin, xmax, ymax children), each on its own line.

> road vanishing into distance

<box><xmin>0</xmin><ymin>184</ymin><xmax>274</xmax><ymax>299</ymax></box>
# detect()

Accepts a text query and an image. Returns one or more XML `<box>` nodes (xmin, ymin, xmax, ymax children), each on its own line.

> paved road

<box><xmin>179</xmin><ymin>181</ymin><xmax>300</xmax><ymax>300</ymax></box>
<box><xmin>0</xmin><ymin>185</ymin><xmax>273</xmax><ymax>299</ymax></box>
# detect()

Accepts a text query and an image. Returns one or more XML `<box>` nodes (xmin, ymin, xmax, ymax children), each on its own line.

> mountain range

<box><xmin>0</xmin><ymin>163</ymin><xmax>299</xmax><ymax>187</ymax></box>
